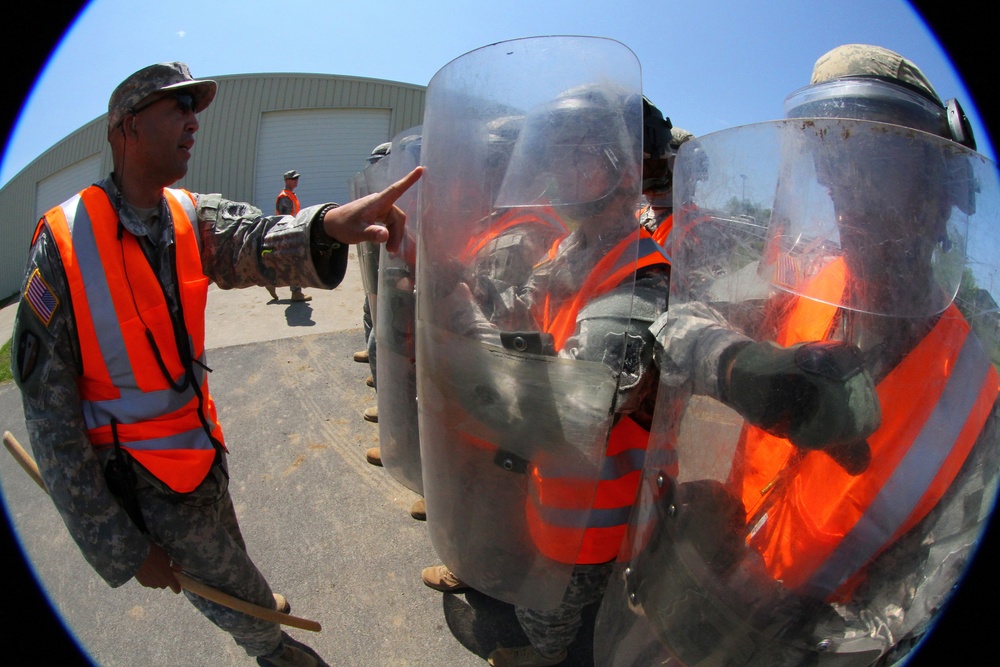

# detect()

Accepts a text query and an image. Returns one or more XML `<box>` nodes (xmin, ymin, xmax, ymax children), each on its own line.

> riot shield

<box><xmin>347</xmin><ymin>171</ymin><xmax>368</xmax><ymax>200</ymax></box>
<box><xmin>416</xmin><ymin>35</ymin><xmax>644</xmax><ymax>611</ymax></box>
<box><xmin>376</xmin><ymin>127</ymin><xmax>423</xmax><ymax>493</ymax></box>
<box><xmin>595</xmin><ymin>119</ymin><xmax>1000</xmax><ymax>666</ymax></box>
<box><xmin>356</xmin><ymin>150</ymin><xmax>392</xmax><ymax>330</ymax></box>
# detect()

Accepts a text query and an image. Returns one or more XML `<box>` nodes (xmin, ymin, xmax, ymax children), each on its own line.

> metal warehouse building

<box><xmin>0</xmin><ymin>72</ymin><xmax>426</xmax><ymax>299</ymax></box>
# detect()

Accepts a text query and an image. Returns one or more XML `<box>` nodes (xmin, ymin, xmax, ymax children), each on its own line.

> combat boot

<box><xmin>353</xmin><ymin>349</ymin><xmax>369</xmax><ymax>363</ymax></box>
<box><xmin>257</xmin><ymin>632</ymin><xmax>325</xmax><ymax>667</ymax></box>
<box><xmin>363</xmin><ymin>406</ymin><xmax>378</xmax><ymax>423</ymax></box>
<box><xmin>365</xmin><ymin>447</ymin><xmax>383</xmax><ymax>466</ymax></box>
<box><xmin>487</xmin><ymin>645</ymin><xmax>567</xmax><ymax>667</ymax></box>
<box><xmin>290</xmin><ymin>288</ymin><xmax>312</xmax><ymax>302</ymax></box>
<box><xmin>421</xmin><ymin>564</ymin><xmax>468</xmax><ymax>592</ymax></box>
<box><xmin>410</xmin><ymin>497</ymin><xmax>426</xmax><ymax>520</ymax></box>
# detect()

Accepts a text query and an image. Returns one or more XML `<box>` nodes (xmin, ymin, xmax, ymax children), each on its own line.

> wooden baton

<box><xmin>2</xmin><ymin>430</ymin><xmax>321</xmax><ymax>632</ymax></box>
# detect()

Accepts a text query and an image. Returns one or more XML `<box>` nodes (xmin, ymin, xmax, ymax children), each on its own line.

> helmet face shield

<box><xmin>769</xmin><ymin>118</ymin><xmax>977</xmax><ymax>317</ymax></box>
<box><xmin>669</xmin><ymin>119</ymin><xmax>994</xmax><ymax>319</ymax></box>
<box><xmin>494</xmin><ymin>89</ymin><xmax>641</xmax><ymax>210</ymax></box>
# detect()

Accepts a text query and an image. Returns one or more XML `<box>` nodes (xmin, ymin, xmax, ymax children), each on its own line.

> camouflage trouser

<box><xmin>135</xmin><ymin>466</ymin><xmax>282</xmax><ymax>657</ymax></box>
<box><xmin>515</xmin><ymin>561</ymin><xmax>615</xmax><ymax>657</ymax></box>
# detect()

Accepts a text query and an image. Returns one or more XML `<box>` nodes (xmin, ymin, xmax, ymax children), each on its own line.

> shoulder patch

<box><xmin>24</xmin><ymin>268</ymin><xmax>59</xmax><ymax>326</ymax></box>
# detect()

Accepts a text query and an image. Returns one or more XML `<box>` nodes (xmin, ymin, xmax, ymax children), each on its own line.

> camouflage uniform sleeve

<box><xmin>11</xmin><ymin>227</ymin><xmax>151</xmax><ymax>588</ymax></box>
<box><xmin>650</xmin><ymin>300</ymin><xmax>751</xmax><ymax>399</ymax></box>
<box><xmin>194</xmin><ymin>194</ymin><xmax>348</xmax><ymax>290</ymax></box>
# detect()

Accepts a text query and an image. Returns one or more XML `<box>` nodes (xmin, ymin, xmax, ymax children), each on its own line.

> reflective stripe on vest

<box><xmin>276</xmin><ymin>189</ymin><xmax>300</xmax><ymax>215</ymax></box>
<box><xmin>460</xmin><ymin>206</ymin><xmax>567</xmax><ymax>263</ymax></box>
<box><xmin>527</xmin><ymin>415</ymin><xmax>659</xmax><ymax>564</ymax></box>
<box><xmin>41</xmin><ymin>186</ymin><xmax>224</xmax><ymax>493</ymax></box>
<box><xmin>736</xmin><ymin>260</ymin><xmax>998</xmax><ymax>599</ymax></box>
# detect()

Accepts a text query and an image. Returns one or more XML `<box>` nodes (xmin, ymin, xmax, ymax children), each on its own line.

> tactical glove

<box><xmin>720</xmin><ymin>340</ymin><xmax>881</xmax><ymax>475</ymax></box>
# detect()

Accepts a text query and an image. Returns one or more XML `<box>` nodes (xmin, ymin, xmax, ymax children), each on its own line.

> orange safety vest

<box><xmin>527</xmin><ymin>227</ymin><xmax>672</xmax><ymax>564</ymax></box>
<box><xmin>276</xmin><ymin>189</ymin><xmax>300</xmax><ymax>215</ymax></box>
<box><xmin>38</xmin><ymin>186</ymin><xmax>225</xmax><ymax>493</ymax></box>
<box><xmin>460</xmin><ymin>206</ymin><xmax>567</xmax><ymax>263</ymax></box>
<box><xmin>538</xmin><ymin>227</ymin><xmax>671</xmax><ymax>351</ymax></box>
<box><xmin>732</xmin><ymin>259</ymin><xmax>999</xmax><ymax>599</ymax></box>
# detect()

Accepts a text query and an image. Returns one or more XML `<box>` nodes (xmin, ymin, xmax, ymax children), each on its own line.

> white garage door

<box><xmin>35</xmin><ymin>153</ymin><xmax>102</xmax><ymax>220</ymax></box>
<box><xmin>254</xmin><ymin>108</ymin><xmax>391</xmax><ymax>213</ymax></box>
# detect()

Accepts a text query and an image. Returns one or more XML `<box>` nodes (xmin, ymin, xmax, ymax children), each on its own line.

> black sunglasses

<box><xmin>131</xmin><ymin>91</ymin><xmax>198</xmax><ymax>117</ymax></box>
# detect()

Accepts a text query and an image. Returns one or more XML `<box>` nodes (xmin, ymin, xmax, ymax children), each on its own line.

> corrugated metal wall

<box><xmin>253</xmin><ymin>108</ymin><xmax>393</xmax><ymax>212</ymax></box>
<box><xmin>0</xmin><ymin>117</ymin><xmax>111</xmax><ymax>298</ymax></box>
<box><xmin>0</xmin><ymin>73</ymin><xmax>425</xmax><ymax>301</ymax></box>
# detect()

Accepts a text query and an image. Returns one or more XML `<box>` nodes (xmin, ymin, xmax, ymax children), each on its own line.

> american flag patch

<box><xmin>772</xmin><ymin>253</ymin><xmax>801</xmax><ymax>288</ymax></box>
<box><xmin>25</xmin><ymin>269</ymin><xmax>59</xmax><ymax>326</ymax></box>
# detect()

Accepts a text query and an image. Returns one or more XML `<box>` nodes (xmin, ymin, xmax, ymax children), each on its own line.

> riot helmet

<box><xmin>393</xmin><ymin>134</ymin><xmax>422</xmax><ymax>171</ymax></box>
<box><xmin>368</xmin><ymin>141</ymin><xmax>392</xmax><ymax>164</ymax></box>
<box><xmin>494</xmin><ymin>83</ymin><xmax>642</xmax><ymax>222</ymax></box>
<box><xmin>485</xmin><ymin>115</ymin><xmax>525</xmax><ymax>203</ymax></box>
<box><xmin>784</xmin><ymin>44</ymin><xmax>977</xmax><ymax>217</ymax></box>
<box><xmin>767</xmin><ymin>44</ymin><xmax>979</xmax><ymax>317</ymax></box>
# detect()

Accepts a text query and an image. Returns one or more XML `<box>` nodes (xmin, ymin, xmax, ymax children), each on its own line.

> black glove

<box><xmin>720</xmin><ymin>340</ymin><xmax>881</xmax><ymax>475</ymax></box>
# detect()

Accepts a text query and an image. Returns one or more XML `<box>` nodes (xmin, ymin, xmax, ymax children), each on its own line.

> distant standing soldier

<box><xmin>266</xmin><ymin>169</ymin><xmax>312</xmax><ymax>302</ymax></box>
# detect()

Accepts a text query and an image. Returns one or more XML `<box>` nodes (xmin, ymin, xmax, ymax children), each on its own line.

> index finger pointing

<box><xmin>376</xmin><ymin>166</ymin><xmax>424</xmax><ymax>206</ymax></box>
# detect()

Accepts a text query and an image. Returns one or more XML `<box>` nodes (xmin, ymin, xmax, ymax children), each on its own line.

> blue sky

<box><xmin>1</xmin><ymin>0</ymin><xmax>992</xmax><ymax>187</ymax></box>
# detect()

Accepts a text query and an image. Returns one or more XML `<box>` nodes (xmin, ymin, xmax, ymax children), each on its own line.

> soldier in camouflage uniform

<box><xmin>418</xmin><ymin>82</ymin><xmax>670</xmax><ymax>667</ymax></box>
<box><xmin>9</xmin><ymin>62</ymin><xmax>420</xmax><ymax>667</ymax></box>
<box><xmin>267</xmin><ymin>168</ymin><xmax>311</xmax><ymax>303</ymax></box>
<box><xmin>601</xmin><ymin>45</ymin><xmax>999</xmax><ymax>667</ymax></box>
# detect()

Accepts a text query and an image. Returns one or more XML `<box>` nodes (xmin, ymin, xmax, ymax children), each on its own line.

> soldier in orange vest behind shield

<box><xmin>595</xmin><ymin>44</ymin><xmax>1000</xmax><ymax>667</ymax></box>
<box><xmin>414</xmin><ymin>40</ymin><xmax>671</xmax><ymax>666</ymax></box>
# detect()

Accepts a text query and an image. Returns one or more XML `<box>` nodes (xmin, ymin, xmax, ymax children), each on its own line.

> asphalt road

<box><xmin>0</xmin><ymin>256</ymin><xmax>599</xmax><ymax>666</ymax></box>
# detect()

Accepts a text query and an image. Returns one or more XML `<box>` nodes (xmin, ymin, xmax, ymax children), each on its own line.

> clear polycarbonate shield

<box><xmin>376</xmin><ymin>127</ymin><xmax>423</xmax><ymax>493</ymax></box>
<box><xmin>348</xmin><ymin>171</ymin><xmax>368</xmax><ymax>200</ymax></box>
<box><xmin>416</xmin><ymin>35</ymin><xmax>643</xmax><ymax>610</ymax></box>
<box><xmin>595</xmin><ymin>119</ymin><xmax>1000</xmax><ymax>666</ymax></box>
<box><xmin>356</xmin><ymin>152</ymin><xmax>393</xmax><ymax>329</ymax></box>
<box><xmin>670</xmin><ymin>119</ymin><xmax>977</xmax><ymax>318</ymax></box>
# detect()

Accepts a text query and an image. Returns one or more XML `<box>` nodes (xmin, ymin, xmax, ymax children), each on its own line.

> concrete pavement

<box><xmin>2</xmin><ymin>249</ymin><xmax>996</xmax><ymax>665</ymax></box>
<box><xmin>0</xmin><ymin>251</ymin><xmax>595</xmax><ymax>666</ymax></box>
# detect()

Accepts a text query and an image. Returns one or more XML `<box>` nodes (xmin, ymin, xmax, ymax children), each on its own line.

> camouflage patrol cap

<box><xmin>667</xmin><ymin>127</ymin><xmax>694</xmax><ymax>175</ymax></box>
<box><xmin>108</xmin><ymin>62</ymin><xmax>217</xmax><ymax>130</ymax></box>
<box><xmin>283</xmin><ymin>169</ymin><xmax>301</xmax><ymax>180</ymax></box>
<box><xmin>811</xmin><ymin>44</ymin><xmax>942</xmax><ymax>106</ymax></box>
